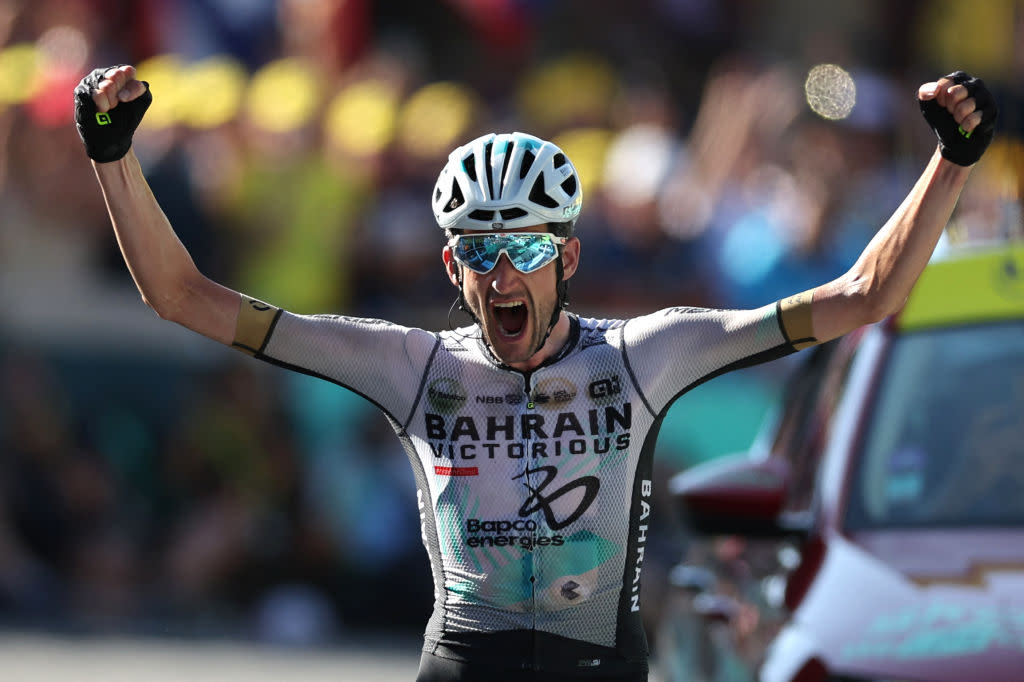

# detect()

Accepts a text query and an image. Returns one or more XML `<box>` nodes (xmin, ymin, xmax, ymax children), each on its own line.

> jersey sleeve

<box><xmin>621</xmin><ymin>303</ymin><xmax>798</xmax><ymax>416</ymax></box>
<box><xmin>231</xmin><ymin>295</ymin><xmax>438</xmax><ymax>425</ymax></box>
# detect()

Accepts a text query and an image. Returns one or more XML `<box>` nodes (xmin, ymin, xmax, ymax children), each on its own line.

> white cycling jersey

<box><xmin>233</xmin><ymin>299</ymin><xmax>801</xmax><ymax>675</ymax></box>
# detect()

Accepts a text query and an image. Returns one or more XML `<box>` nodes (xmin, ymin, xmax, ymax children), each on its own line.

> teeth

<box><xmin>494</xmin><ymin>302</ymin><xmax>524</xmax><ymax>308</ymax></box>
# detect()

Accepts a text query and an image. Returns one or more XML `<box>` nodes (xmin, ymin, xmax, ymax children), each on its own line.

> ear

<box><xmin>559</xmin><ymin>237</ymin><xmax>581</xmax><ymax>280</ymax></box>
<box><xmin>442</xmin><ymin>246</ymin><xmax>461</xmax><ymax>287</ymax></box>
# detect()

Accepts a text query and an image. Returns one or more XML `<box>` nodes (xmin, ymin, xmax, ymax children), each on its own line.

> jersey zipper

<box><xmin>523</xmin><ymin>369</ymin><xmax>538</xmax><ymax>632</ymax></box>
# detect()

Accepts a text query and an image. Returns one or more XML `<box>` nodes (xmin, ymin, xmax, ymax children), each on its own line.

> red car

<box><xmin>662</xmin><ymin>242</ymin><xmax>1024</xmax><ymax>682</ymax></box>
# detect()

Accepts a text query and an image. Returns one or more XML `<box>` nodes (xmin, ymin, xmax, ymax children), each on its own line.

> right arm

<box><xmin>84</xmin><ymin>65</ymin><xmax>239</xmax><ymax>344</ymax></box>
<box><xmin>81</xmin><ymin>66</ymin><xmax>438</xmax><ymax>420</ymax></box>
<box><xmin>95</xmin><ymin>149</ymin><xmax>437</xmax><ymax>420</ymax></box>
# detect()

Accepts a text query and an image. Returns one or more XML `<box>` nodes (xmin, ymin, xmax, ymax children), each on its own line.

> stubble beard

<box><xmin>471</xmin><ymin>290</ymin><xmax>557</xmax><ymax>367</ymax></box>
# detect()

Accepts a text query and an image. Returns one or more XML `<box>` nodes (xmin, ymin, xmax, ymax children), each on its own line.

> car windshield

<box><xmin>845</xmin><ymin>321</ymin><xmax>1024</xmax><ymax>530</ymax></box>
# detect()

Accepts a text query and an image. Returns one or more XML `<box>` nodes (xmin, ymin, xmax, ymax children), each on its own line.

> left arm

<box><xmin>781</xmin><ymin>72</ymin><xmax>996</xmax><ymax>347</ymax></box>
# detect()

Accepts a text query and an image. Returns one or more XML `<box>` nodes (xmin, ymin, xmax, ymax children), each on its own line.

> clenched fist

<box><xmin>918</xmin><ymin>71</ymin><xmax>998</xmax><ymax>167</ymax></box>
<box><xmin>74</xmin><ymin>65</ymin><xmax>151</xmax><ymax>163</ymax></box>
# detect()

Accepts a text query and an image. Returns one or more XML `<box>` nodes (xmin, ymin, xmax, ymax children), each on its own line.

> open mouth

<box><xmin>493</xmin><ymin>301</ymin><xmax>528</xmax><ymax>337</ymax></box>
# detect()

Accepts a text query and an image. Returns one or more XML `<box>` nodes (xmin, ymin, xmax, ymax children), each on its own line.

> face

<box><xmin>443</xmin><ymin>225</ymin><xmax>580</xmax><ymax>369</ymax></box>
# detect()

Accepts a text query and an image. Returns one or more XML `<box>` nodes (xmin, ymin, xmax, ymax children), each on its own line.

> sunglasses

<box><xmin>449</xmin><ymin>232</ymin><xmax>568</xmax><ymax>274</ymax></box>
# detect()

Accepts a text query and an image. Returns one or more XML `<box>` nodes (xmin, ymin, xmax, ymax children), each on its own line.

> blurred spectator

<box><xmin>156</xmin><ymin>360</ymin><xmax>302</xmax><ymax>619</ymax></box>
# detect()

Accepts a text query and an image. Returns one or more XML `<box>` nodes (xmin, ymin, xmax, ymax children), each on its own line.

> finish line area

<box><xmin>0</xmin><ymin>633</ymin><xmax>422</xmax><ymax>682</ymax></box>
<box><xmin>0</xmin><ymin>632</ymin><xmax>669</xmax><ymax>681</ymax></box>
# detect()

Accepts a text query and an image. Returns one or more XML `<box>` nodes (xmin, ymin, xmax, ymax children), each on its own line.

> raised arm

<box><xmin>76</xmin><ymin>65</ymin><xmax>240</xmax><ymax>344</ymax></box>
<box><xmin>779</xmin><ymin>72</ymin><xmax>998</xmax><ymax>348</ymax></box>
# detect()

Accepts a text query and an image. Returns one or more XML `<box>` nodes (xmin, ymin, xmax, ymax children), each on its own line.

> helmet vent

<box><xmin>553</xmin><ymin>152</ymin><xmax>566</xmax><ymax>168</ymax></box>
<box><xmin>499</xmin><ymin>208</ymin><xmax>528</xmax><ymax>220</ymax></box>
<box><xmin>520</xmin><ymin>149</ymin><xmax>536</xmax><ymax>179</ymax></box>
<box><xmin>560</xmin><ymin>175</ymin><xmax>577</xmax><ymax>197</ymax></box>
<box><xmin>445</xmin><ymin>178</ymin><xmax>465</xmax><ymax>212</ymax></box>
<box><xmin>529</xmin><ymin>172</ymin><xmax>559</xmax><ymax>209</ymax></box>
<box><xmin>462</xmin><ymin>156</ymin><xmax>478</xmax><ymax>182</ymax></box>
<box><xmin>483</xmin><ymin>142</ymin><xmax>496</xmax><ymax>199</ymax></box>
<box><xmin>498</xmin><ymin>146</ymin><xmax>513</xmax><ymax>198</ymax></box>
<box><xmin>469</xmin><ymin>209</ymin><xmax>495</xmax><ymax>221</ymax></box>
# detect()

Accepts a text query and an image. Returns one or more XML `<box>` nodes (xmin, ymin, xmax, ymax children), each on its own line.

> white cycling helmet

<box><xmin>432</xmin><ymin>131</ymin><xmax>583</xmax><ymax>232</ymax></box>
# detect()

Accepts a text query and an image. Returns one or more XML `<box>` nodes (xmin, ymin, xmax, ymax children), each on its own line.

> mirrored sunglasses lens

<box><xmin>506</xmin><ymin>235</ymin><xmax>556</xmax><ymax>273</ymax></box>
<box><xmin>455</xmin><ymin>234</ymin><xmax>557</xmax><ymax>274</ymax></box>
<box><xmin>457</xmin><ymin>238</ymin><xmax>499</xmax><ymax>273</ymax></box>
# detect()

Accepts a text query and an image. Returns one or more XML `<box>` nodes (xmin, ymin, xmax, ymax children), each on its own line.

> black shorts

<box><xmin>415</xmin><ymin>650</ymin><xmax>648</xmax><ymax>681</ymax></box>
<box><xmin>417</xmin><ymin>630</ymin><xmax>648</xmax><ymax>681</ymax></box>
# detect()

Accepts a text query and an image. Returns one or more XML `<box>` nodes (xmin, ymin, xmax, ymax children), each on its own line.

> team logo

<box><xmin>475</xmin><ymin>381</ymin><xmax>526</xmax><ymax>406</ymax></box>
<box><xmin>531</xmin><ymin>377</ymin><xmax>577</xmax><ymax>407</ymax></box>
<box><xmin>514</xmin><ymin>465</ymin><xmax>599</xmax><ymax>530</ymax></box>
<box><xmin>435</xmin><ymin>466</ymin><xmax>478</xmax><ymax>476</ymax></box>
<box><xmin>587</xmin><ymin>375</ymin><xmax>622</xmax><ymax>404</ymax></box>
<box><xmin>579</xmin><ymin>320</ymin><xmax>624</xmax><ymax>350</ymax></box>
<box><xmin>312</xmin><ymin>314</ymin><xmax>394</xmax><ymax>326</ymax></box>
<box><xmin>474</xmin><ymin>393</ymin><xmax>525</xmax><ymax>405</ymax></box>
<box><xmin>561</xmin><ymin>580</ymin><xmax>581</xmax><ymax>600</ymax></box>
<box><xmin>663</xmin><ymin>306</ymin><xmax>702</xmax><ymax>317</ymax></box>
<box><xmin>563</xmin><ymin>195</ymin><xmax>582</xmax><ymax>219</ymax></box>
<box><xmin>427</xmin><ymin>377</ymin><xmax>467</xmax><ymax>414</ymax></box>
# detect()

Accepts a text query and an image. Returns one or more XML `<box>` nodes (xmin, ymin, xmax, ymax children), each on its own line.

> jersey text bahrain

<box><xmin>425</xmin><ymin>403</ymin><xmax>632</xmax><ymax>460</ymax></box>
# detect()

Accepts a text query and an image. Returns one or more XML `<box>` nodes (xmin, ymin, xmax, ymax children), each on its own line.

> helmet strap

<box><xmin>453</xmin><ymin>263</ymin><xmax>483</xmax><ymax>329</ymax></box>
<box><xmin>534</xmin><ymin>253</ymin><xmax>567</xmax><ymax>355</ymax></box>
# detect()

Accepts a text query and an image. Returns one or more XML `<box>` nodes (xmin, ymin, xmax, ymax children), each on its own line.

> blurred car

<box><xmin>658</xmin><ymin>241</ymin><xmax>1024</xmax><ymax>682</ymax></box>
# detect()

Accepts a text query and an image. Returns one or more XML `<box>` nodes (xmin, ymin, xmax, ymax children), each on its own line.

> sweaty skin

<box><xmin>443</xmin><ymin>226</ymin><xmax>581</xmax><ymax>371</ymax></box>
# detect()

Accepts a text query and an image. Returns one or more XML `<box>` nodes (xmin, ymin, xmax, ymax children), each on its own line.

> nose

<box><xmin>489</xmin><ymin>253</ymin><xmax>522</xmax><ymax>293</ymax></box>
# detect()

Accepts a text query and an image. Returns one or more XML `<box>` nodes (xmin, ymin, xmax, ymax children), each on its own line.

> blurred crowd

<box><xmin>0</xmin><ymin>0</ymin><xmax>1021</xmax><ymax>646</ymax></box>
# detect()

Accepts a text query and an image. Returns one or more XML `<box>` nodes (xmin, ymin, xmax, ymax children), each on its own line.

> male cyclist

<box><xmin>74</xmin><ymin>65</ymin><xmax>996</xmax><ymax>681</ymax></box>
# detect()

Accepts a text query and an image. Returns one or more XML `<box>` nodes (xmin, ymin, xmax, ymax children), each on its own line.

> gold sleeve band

<box><xmin>778</xmin><ymin>289</ymin><xmax>819</xmax><ymax>350</ymax></box>
<box><xmin>232</xmin><ymin>294</ymin><xmax>281</xmax><ymax>356</ymax></box>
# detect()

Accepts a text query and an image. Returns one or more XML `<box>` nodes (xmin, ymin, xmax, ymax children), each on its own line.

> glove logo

<box><xmin>95</xmin><ymin>112</ymin><xmax>112</xmax><ymax>126</ymax></box>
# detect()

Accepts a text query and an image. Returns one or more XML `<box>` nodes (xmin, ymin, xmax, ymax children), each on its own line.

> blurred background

<box><xmin>0</xmin><ymin>0</ymin><xmax>1021</xmax><ymax>675</ymax></box>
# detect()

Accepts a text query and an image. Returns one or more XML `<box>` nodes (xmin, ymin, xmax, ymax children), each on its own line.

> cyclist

<box><xmin>74</xmin><ymin>65</ymin><xmax>996</xmax><ymax>681</ymax></box>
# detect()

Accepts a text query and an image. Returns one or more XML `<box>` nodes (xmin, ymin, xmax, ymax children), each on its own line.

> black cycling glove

<box><xmin>74</xmin><ymin>66</ymin><xmax>152</xmax><ymax>163</ymax></box>
<box><xmin>919</xmin><ymin>70</ymin><xmax>997</xmax><ymax>167</ymax></box>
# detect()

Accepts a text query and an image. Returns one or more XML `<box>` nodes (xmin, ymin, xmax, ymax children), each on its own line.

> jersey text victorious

<box><xmin>425</xmin><ymin>404</ymin><xmax>632</xmax><ymax>459</ymax></box>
